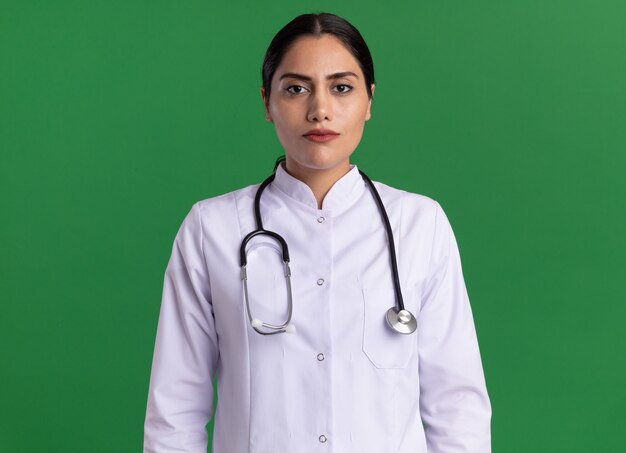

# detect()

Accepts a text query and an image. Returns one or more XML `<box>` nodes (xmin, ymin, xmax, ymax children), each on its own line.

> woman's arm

<box><xmin>418</xmin><ymin>201</ymin><xmax>492</xmax><ymax>452</ymax></box>
<box><xmin>143</xmin><ymin>202</ymin><xmax>219</xmax><ymax>453</ymax></box>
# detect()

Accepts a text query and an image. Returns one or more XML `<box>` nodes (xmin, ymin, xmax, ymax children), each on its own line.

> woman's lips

<box><xmin>304</xmin><ymin>129</ymin><xmax>339</xmax><ymax>143</ymax></box>
<box><xmin>303</xmin><ymin>134</ymin><xmax>340</xmax><ymax>143</ymax></box>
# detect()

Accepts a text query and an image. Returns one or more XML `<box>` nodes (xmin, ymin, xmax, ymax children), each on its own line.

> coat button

<box><xmin>317</xmin><ymin>353</ymin><xmax>325</xmax><ymax>361</ymax></box>
<box><xmin>317</xmin><ymin>216</ymin><xmax>325</xmax><ymax>223</ymax></box>
<box><xmin>319</xmin><ymin>434</ymin><xmax>327</xmax><ymax>443</ymax></box>
<box><xmin>317</xmin><ymin>278</ymin><xmax>325</xmax><ymax>286</ymax></box>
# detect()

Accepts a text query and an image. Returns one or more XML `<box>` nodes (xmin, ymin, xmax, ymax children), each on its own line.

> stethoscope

<box><xmin>239</xmin><ymin>163</ymin><xmax>417</xmax><ymax>336</ymax></box>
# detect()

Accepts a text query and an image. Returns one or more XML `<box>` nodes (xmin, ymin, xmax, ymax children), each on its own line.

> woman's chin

<box><xmin>288</xmin><ymin>155</ymin><xmax>350</xmax><ymax>174</ymax></box>
<box><xmin>288</xmin><ymin>149</ymin><xmax>352</xmax><ymax>171</ymax></box>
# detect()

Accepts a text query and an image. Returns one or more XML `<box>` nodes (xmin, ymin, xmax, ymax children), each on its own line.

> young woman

<box><xmin>144</xmin><ymin>12</ymin><xmax>491</xmax><ymax>453</ymax></box>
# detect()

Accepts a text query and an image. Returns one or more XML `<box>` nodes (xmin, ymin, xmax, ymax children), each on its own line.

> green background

<box><xmin>1</xmin><ymin>1</ymin><xmax>624</xmax><ymax>451</ymax></box>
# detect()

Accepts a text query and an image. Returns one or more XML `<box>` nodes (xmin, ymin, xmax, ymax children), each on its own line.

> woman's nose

<box><xmin>307</xmin><ymin>91</ymin><xmax>333</xmax><ymax>122</ymax></box>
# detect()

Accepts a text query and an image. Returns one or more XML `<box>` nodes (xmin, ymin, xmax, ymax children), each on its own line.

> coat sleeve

<box><xmin>418</xmin><ymin>201</ymin><xmax>492</xmax><ymax>452</ymax></box>
<box><xmin>143</xmin><ymin>202</ymin><xmax>219</xmax><ymax>453</ymax></box>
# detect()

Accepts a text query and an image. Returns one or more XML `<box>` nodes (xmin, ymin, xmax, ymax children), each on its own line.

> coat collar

<box><xmin>272</xmin><ymin>161</ymin><xmax>366</xmax><ymax>211</ymax></box>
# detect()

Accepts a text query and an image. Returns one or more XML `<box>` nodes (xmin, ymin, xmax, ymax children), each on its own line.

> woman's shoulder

<box><xmin>369</xmin><ymin>178</ymin><xmax>441</xmax><ymax>216</ymax></box>
<box><xmin>172</xmin><ymin>183</ymin><xmax>261</xmax><ymax>242</ymax></box>
<box><xmin>370</xmin><ymin>179</ymin><xmax>456</xmax><ymax>245</ymax></box>
<box><xmin>194</xmin><ymin>182</ymin><xmax>260</xmax><ymax>213</ymax></box>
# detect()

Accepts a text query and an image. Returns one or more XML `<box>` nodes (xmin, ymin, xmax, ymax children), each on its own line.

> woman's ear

<box><xmin>260</xmin><ymin>86</ymin><xmax>272</xmax><ymax>122</ymax></box>
<box><xmin>365</xmin><ymin>83</ymin><xmax>375</xmax><ymax>121</ymax></box>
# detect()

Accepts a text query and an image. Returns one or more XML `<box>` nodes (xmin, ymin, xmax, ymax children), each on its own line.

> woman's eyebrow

<box><xmin>279</xmin><ymin>71</ymin><xmax>359</xmax><ymax>81</ymax></box>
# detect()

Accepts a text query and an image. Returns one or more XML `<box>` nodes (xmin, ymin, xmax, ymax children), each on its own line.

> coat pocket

<box><xmin>362</xmin><ymin>286</ymin><xmax>419</xmax><ymax>369</ymax></box>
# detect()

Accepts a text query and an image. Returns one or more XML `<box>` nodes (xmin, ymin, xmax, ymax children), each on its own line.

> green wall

<box><xmin>1</xmin><ymin>1</ymin><xmax>624</xmax><ymax>451</ymax></box>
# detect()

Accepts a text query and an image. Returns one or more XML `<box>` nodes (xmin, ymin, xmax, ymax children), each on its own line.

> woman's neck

<box><xmin>283</xmin><ymin>158</ymin><xmax>351</xmax><ymax>209</ymax></box>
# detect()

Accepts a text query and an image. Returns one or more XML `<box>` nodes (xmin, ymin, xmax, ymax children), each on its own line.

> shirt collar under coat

<box><xmin>271</xmin><ymin>161</ymin><xmax>366</xmax><ymax>211</ymax></box>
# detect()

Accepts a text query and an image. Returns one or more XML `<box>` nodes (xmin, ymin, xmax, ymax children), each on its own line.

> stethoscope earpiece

<box><xmin>250</xmin><ymin>317</ymin><xmax>296</xmax><ymax>334</ymax></box>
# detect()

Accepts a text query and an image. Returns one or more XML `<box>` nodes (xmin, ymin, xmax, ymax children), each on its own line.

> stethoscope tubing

<box><xmin>240</xmin><ymin>165</ymin><xmax>415</xmax><ymax>335</ymax></box>
<box><xmin>357</xmin><ymin>169</ymin><xmax>406</xmax><ymax>313</ymax></box>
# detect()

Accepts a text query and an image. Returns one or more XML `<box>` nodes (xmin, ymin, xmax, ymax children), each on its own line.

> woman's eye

<box><xmin>286</xmin><ymin>85</ymin><xmax>307</xmax><ymax>95</ymax></box>
<box><xmin>334</xmin><ymin>84</ymin><xmax>353</xmax><ymax>94</ymax></box>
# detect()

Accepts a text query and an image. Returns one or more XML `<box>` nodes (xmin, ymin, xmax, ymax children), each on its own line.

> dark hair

<box><xmin>261</xmin><ymin>12</ymin><xmax>375</xmax><ymax>105</ymax></box>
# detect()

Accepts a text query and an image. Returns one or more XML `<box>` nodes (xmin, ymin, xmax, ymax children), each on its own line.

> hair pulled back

<box><xmin>261</xmin><ymin>13</ymin><xmax>375</xmax><ymax>104</ymax></box>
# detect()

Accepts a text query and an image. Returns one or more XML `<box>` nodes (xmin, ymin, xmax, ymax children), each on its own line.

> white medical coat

<box><xmin>143</xmin><ymin>162</ymin><xmax>492</xmax><ymax>453</ymax></box>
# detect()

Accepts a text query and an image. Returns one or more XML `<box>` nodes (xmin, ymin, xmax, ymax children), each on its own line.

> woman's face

<box><xmin>261</xmin><ymin>34</ymin><xmax>375</xmax><ymax>174</ymax></box>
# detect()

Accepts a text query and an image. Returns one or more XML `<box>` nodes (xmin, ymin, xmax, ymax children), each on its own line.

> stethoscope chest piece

<box><xmin>386</xmin><ymin>307</ymin><xmax>417</xmax><ymax>335</ymax></box>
